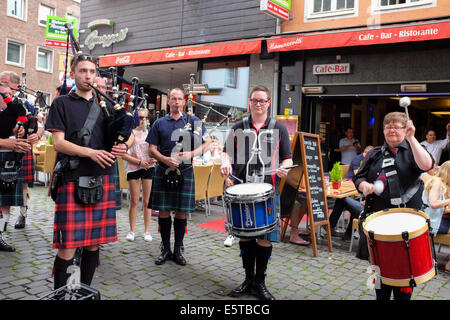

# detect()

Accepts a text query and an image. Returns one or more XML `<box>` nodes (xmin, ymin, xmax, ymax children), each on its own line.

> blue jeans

<box><xmin>328</xmin><ymin>197</ymin><xmax>363</xmax><ymax>236</ymax></box>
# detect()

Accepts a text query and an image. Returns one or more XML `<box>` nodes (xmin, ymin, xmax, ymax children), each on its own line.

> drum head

<box><xmin>364</xmin><ymin>210</ymin><xmax>428</xmax><ymax>240</ymax></box>
<box><xmin>226</xmin><ymin>183</ymin><xmax>273</xmax><ymax>196</ymax></box>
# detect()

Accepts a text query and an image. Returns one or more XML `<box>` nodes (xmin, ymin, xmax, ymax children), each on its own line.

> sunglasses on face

<box><xmin>139</xmin><ymin>116</ymin><xmax>148</xmax><ymax>120</ymax></box>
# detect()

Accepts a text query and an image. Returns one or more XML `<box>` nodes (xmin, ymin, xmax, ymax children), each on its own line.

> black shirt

<box><xmin>224</xmin><ymin>115</ymin><xmax>292</xmax><ymax>191</ymax></box>
<box><xmin>45</xmin><ymin>92</ymin><xmax>114</xmax><ymax>179</ymax></box>
<box><xmin>353</xmin><ymin>140</ymin><xmax>434</xmax><ymax>212</ymax></box>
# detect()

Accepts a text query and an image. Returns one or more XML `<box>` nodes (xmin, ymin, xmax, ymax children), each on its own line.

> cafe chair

<box><xmin>194</xmin><ymin>163</ymin><xmax>213</xmax><ymax>217</ymax></box>
<box><xmin>35</xmin><ymin>145</ymin><xmax>57</xmax><ymax>186</ymax></box>
<box><xmin>434</xmin><ymin>234</ymin><xmax>450</xmax><ymax>253</ymax></box>
<box><xmin>116</xmin><ymin>158</ymin><xmax>130</xmax><ymax>204</ymax></box>
<box><xmin>206</xmin><ymin>163</ymin><xmax>225</xmax><ymax>216</ymax></box>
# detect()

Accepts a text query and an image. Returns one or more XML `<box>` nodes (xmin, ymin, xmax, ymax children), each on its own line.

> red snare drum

<box><xmin>363</xmin><ymin>208</ymin><xmax>436</xmax><ymax>287</ymax></box>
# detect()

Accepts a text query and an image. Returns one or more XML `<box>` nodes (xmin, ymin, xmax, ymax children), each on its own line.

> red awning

<box><xmin>267</xmin><ymin>20</ymin><xmax>450</xmax><ymax>53</ymax></box>
<box><xmin>99</xmin><ymin>39</ymin><xmax>262</xmax><ymax>67</ymax></box>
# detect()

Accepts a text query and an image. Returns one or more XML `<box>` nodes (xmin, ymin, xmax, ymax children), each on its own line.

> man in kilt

<box><xmin>0</xmin><ymin>71</ymin><xmax>39</xmax><ymax>229</ymax></box>
<box><xmin>220</xmin><ymin>85</ymin><xmax>293</xmax><ymax>300</ymax></box>
<box><xmin>45</xmin><ymin>54</ymin><xmax>129</xmax><ymax>289</ymax></box>
<box><xmin>0</xmin><ymin>82</ymin><xmax>31</xmax><ymax>252</ymax></box>
<box><xmin>146</xmin><ymin>88</ymin><xmax>211</xmax><ymax>266</ymax></box>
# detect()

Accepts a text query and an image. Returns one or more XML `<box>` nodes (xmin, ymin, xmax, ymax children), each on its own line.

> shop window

<box><xmin>38</xmin><ymin>3</ymin><xmax>54</xmax><ymax>27</ymax></box>
<box><xmin>37</xmin><ymin>48</ymin><xmax>53</xmax><ymax>73</ymax></box>
<box><xmin>374</xmin><ymin>0</ymin><xmax>434</xmax><ymax>11</ymax></box>
<box><xmin>6</xmin><ymin>40</ymin><xmax>25</xmax><ymax>67</ymax></box>
<box><xmin>7</xmin><ymin>0</ymin><xmax>26</xmax><ymax>20</ymax></box>
<box><xmin>307</xmin><ymin>0</ymin><xmax>356</xmax><ymax>20</ymax></box>
<box><xmin>198</xmin><ymin>58</ymin><xmax>250</xmax><ymax>122</ymax></box>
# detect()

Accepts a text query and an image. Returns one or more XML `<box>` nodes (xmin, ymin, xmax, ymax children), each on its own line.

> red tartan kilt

<box><xmin>20</xmin><ymin>149</ymin><xmax>35</xmax><ymax>184</ymax></box>
<box><xmin>53</xmin><ymin>174</ymin><xmax>117</xmax><ymax>249</ymax></box>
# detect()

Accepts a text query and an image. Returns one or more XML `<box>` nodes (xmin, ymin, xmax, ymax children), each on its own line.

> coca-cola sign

<box><xmin>115</xmin><ymin>55</ymin><xmax>131</xmax><ymax>65</ymax></box>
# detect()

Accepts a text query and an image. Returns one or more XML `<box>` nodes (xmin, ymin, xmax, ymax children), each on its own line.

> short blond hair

<box><xmin>383</xmin><ymin>112</ymin><xmax>407</xmax><ymax>128</ymax></box>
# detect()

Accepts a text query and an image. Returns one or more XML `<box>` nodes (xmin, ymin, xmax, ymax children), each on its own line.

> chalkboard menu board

<box><xmin>301</xmin><ymin>134</ymin><xmax>327</xmax><ymax>222</ymax></box>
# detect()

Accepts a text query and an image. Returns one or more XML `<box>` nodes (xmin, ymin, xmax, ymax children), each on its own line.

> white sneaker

<box><xmin>144</xmin><ymin>232</ymin><xmax>153</xmax><ymax>242</ymax></box>
<box><xmin>224</xmin><ymin>234</ymin><xmax>235</xmax><ymax>247</ymax></box>
<box><xmin>126</xmin><ymin>232</ymin><xmax>135</xmax><ymax>241</ymax></box>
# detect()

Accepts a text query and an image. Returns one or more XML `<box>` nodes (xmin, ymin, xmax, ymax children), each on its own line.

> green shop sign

<box><xmin>271</xmin><ymin>0</ymin><xmax>291</xmax><ymax>10</ymax></box>
<box><xmin>46</xmin><ymin>16</ymin><xmax>78</xmax><ymax>41</ymax></box>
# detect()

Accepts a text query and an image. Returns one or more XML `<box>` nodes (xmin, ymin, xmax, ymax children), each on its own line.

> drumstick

<box><xmin>399</xmin><ymin>97</ymin><xmax>411</xmax><ymax>120</ymax></box>
<box><xmin>228</xmin><ymin>174</ymin><xmax>243</xmax><ymax>184</ymax></box>
<box><xmin>264</xmin><ymin>164</ymin><xmax>299</xmax><ymax>174</ymax></box>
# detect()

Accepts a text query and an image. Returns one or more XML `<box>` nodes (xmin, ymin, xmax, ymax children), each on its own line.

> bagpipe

<box><xmin>64</xmin><ymin>23</ymin><xmax>146</xmax><ymax>151</ymax></box>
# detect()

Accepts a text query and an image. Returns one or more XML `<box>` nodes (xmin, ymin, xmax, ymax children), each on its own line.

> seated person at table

<box><xmin>422</xmin><ymin>160</ymin><xmax>450</xmax><ymax>273</ymax></box>
<box><xmin>346</xmin><ymin>146</ymin><xmax>373</xmax><ymax>180</ymax></box>
<box><xmin>288</xmin><ymin>195</ymin><xmax>310</xmax><ymax>246</ymax></box>
<box><xmin>327</xmin><ymin>196</ymin><xmax>363</xmax><ymax>241</ymax></box>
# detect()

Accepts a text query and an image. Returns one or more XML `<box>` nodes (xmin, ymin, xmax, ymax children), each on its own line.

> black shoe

<box><xmin>0</xmin><ymin>238</ymin><xmax>15</xmax><ymax>252</ymax></box>
<box><xmin>14</xmin><ymin>215</ymin><xmax>26</xmax><ymax>229</ymax></box>
<box><xmin>229</xmin><ymin>279</ymin><xmax>253</xmax><ymax>297</ymax></box>
<box><xmin>155</xmin><ymin>250</ymin><xmax>172</xmax><ymax>265</ymax></box>
<box><xmin>252</xmin><ymin>281</ymin><xmax>275</xmax><ymax>300</ymax></box>
<box><xmin>172</xmin><ymin>250</ymin><xmax>186</xmax><ymax>266</ymax></box>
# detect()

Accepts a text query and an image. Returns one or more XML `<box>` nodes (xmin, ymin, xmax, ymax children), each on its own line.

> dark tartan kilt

<box><xmin>0</xmin><ymin>152</ymin><xmax>24</xmax><ymax>207</ymax></box>
<box><xmin>112</xmin><ymin>161</ymin><xmax>121</xmax><ymax>210</ymax></box>
<box><xmin>53</xmin><ymin>174</ymin><xmax>117</xmax><ymax>249</ymax></box>
<box><xmin>20</xmin><ymin>149</ymin><xmax>35</xmax><ymax>184</ymax></box>
<box><xmin>149</xmin><ymin>164</ymin><xmax>195</xmax><ymax>213</ymax></box>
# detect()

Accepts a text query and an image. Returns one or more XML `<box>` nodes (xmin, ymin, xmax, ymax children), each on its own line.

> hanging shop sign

<box><xmin>267</xmin><ymin>20</ymin><xmax>450</xmax><ymax>52</ymax></box>
<box><xmin>260</xmin><ymin>0</ymin><xmax>290</xmax><ymax>21</ymax></box>
<box><xmin>45</xmin><ymin>16</ymin><xmax>77</xmax><ymax>48</ymax></box>
<box><xmin>313</xmin><ymin>63</ymin><xmax>351</xmax><ymax>75</ymax></box>
<box><xmin>84</xmin><ymin>27</ymin><xmax>128</xmax><ymax>50</ymax></box>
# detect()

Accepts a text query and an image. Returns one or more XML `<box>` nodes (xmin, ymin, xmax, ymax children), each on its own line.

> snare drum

<box><xmin>363</xmin><ymin>208</ymin><xmax>436</xmax><ymax>287</ymax></box>
<box><xmin>224</xmin><ymin>183</ymin><xmax>277</xmax><ymax>238</ymax></box>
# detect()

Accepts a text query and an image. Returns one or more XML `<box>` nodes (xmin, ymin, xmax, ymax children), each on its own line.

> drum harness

<box><xmin>240</xmin><ymin>117</ymin><xmax>276</xmax><ymax>228</ymax></box>
<box><xmin>367</xmin><ymin>146</ymin><xmax>437</xmax><ymax>287</ymax></box>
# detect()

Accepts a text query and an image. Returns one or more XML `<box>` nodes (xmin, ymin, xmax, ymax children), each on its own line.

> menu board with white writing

<box><xmin>302</xmin><ymin>135</ymin><xmax>327</xmax><ymax>222</ymax></box>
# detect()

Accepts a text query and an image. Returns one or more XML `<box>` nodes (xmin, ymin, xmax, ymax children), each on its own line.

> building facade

<box><xmin>0</xmin><ymin>0</ymin><xmax>80</xmax><ymax>104</ymax></box>
<box><xmin>275</xmin><ymin>0</ymin><xmax>450</xmax><ymax>169</ymax></box>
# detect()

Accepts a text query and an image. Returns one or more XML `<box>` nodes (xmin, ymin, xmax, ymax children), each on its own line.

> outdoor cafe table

<box><xmin>298</xmin><ymin>179</ymin><xmax>360</xmax><ymax>199</ymax></box>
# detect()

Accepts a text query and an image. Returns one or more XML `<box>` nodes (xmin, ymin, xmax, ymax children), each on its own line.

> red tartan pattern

<box><xmin>52</xmin><ymin>174</ymin><xmax>117</xmax><ymax>249</ymax></box>
<box><xmin>20</xmin><ymin>149</ymin><xmax>35</xmax><ymax>184</ymax></box>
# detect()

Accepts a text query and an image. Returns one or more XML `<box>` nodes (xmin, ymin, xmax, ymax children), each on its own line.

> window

<box><xmin>38</xmin><ymin>3</ymin><xmax>54</xmax><ymax>27</ymax></box>
<box><xmin>313</xmin><ymin>0</ymin><xmax>355</xmax><ymax>13</ymax></box>
<box><xmin>6</xmin><ymin>40</ymin><xmax>24</xmax><ymax>66</ymax></box>
<box><xmin>37</xmin><ymin>48</ymin><xmax>52</xmax><ymax>72</ymax></box>
<box><xmin>224</xmin><ymin>68</ymin><xmax>237</xmax><ymax>88</ymax></box>
<box><xmin>374</xmin><ymin>0</ymin><xmax>434</xmax><ymax>11</ymax></box>
<box><xmin>307</xmin><ymin>0</ymin><xmax>357</xmax><ymax>20</ymax></box>
<box><xmin>7</xmin><ymin>0</ymin><xmax>26</xmax><ymax>20</ymax></box>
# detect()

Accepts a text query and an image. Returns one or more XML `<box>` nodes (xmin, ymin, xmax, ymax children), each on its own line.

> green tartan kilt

<box><xmin>149</xmin><ymin>163</ymin><xmax>195</xmax><ymax>213</ymax></box>
<box><xmin>0</xmin><ymin>152</ymin><xmax>24</xmax><ymax>207</ymax></box>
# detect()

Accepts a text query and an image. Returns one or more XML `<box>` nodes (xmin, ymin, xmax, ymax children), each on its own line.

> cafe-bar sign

<box><xmin>313</xmin><ymin>63</ymin><xmax>351</xmax><ymax>75</ymax></box>
<box><xmin>260</xmin><ymin>0</ymin><xmax>290</xmax><ymax>21</ymax></box>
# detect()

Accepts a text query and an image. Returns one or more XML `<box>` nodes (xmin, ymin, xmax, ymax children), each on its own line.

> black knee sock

<box><xmin>255</xmin><ymin>244</ymin><xmax>272</xmax><ymax>283</ymax></box>
<box><xmin>239</xmin><ymin>240</ymin><xmax>257</xmax><ymax>280</ymax></box>
<box><xmin>173</xmin><ymin>218</ymin><xmax>187</xmax><ymax>252</ymax></box>
<box><xmin>80</xmin><ymin>249</ymin><xmax>99</xmax><ymax>286</ymax></box>
<box><xmin>159</xmin><ymin>216</ymin><xmax>172</xmax><ymax>252</ymax></box>
<box><xmin>53</xmin><ymin>255</ymin><xmax>74</xmax><ymax>290</ymax></box>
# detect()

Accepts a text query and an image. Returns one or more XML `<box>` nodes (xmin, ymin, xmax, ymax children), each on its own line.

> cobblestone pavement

<box><xmin>0</xmin><ymin>184</ymin><xmax>449</xmax><ymax>301</ymax></box>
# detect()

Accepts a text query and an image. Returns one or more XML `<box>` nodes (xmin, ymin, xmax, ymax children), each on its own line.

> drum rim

<box><xmin>224</xmin><ymin>183</ymin><xmax>274</xmax><ymax>201</ymax></box>
<box><xmin>362</xmin><ymin>208</ymin><xmax>429</xmax><ymax>241</ymax></box>
<box><xmin>379</xmin><ymin>267</ymin><xmax>436</xmax><ymax>287</ymax></box>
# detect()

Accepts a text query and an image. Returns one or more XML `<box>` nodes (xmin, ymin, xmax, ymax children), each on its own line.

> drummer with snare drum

<box><xmin>220</xmin><ymin>85</ymin><xmax>292</xmax><ymax>300</ymax></box>
<box><xmin>353</xmin><ymin>111</ymin><xmax>433</xmax><ymax>300</ymax></box>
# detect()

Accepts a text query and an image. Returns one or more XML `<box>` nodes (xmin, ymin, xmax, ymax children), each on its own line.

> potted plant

<box><xmin>329</xmin><ymin>161</ymin><xmax>343</xmax><ymax>189</ymax></box>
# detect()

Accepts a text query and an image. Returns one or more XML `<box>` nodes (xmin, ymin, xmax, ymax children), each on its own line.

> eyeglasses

<box><xmin>250</xmin><ymin>99</ymin><xmax>269</xmax><ymax>105</ymax></box>
<box><xmin>384</xmin><ymin>126</ymin><xmax>406</xmax><ymax>131</ymax></box>
<box><xmin>139</xmin><ymin>116</ymin><xmax>148</xmax><ymax>120</ymax></box>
